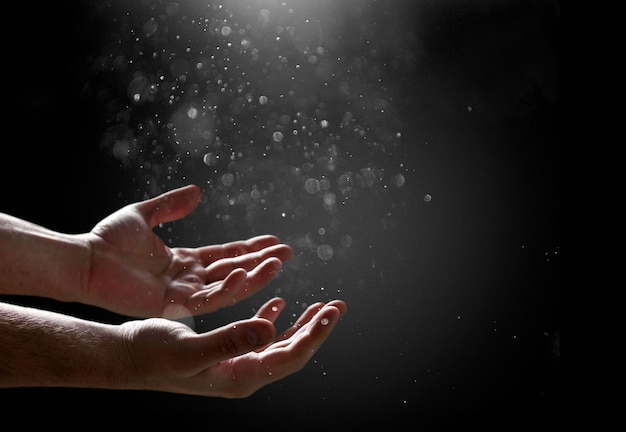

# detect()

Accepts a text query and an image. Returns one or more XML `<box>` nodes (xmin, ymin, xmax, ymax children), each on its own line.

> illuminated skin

<box><xmin>85</xmin><ymin>184</ymin><xmax>295</xmax><ymax>318</ymax></box>
<box><xmin>0</xmin><ymin>185</ymin><xmax>346</xmax><ymax>397</ymax></box>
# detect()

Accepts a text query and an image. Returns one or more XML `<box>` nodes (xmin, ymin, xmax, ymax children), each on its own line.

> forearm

<box><xmin>0</xmin><ymin>302</ymin><xmax>126</xmax><ymax>389</ymax></box>
<box><xmin>0</xmin><ymin>213</ymin><xmax>89</xmax><ymax>302</ymax></box>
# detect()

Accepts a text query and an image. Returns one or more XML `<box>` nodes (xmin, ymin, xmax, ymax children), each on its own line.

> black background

<box><xmin>1</xmin><ymin>0</ymin><xmax>560</xmax><ymax>418</ymax></box>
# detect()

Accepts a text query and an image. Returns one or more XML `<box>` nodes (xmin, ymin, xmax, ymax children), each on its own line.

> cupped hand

<box><xmin>119</xmin><ymin>298</ymin><xmax>347</xmax><ymax>397</ymax></box>
<box><xmin>82</xmin><ymin>185</ymin><xmax>293</xmax><ymax>318</ymax></box>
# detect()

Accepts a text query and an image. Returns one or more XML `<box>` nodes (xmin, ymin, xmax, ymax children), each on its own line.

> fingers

<box><xmin>197</xmin><ymin>239</ymin><xmax>293</xmax><ymax>307</ymax></box>
<box><xmin>205</xmin><ymin>244</ymin><xmax>292</xmax><ymax>280</ymax></box>
<box><xmin>263</xmin><ymin>302</ymin><xmax>344</xmax><ymax>372</ymax></box>
<box><xmin>198</xmin><ymin>236</ymin><xmax>293</xmax><ymax>267</ymax></box>
<box><xmin>185</xmin><ymin>268</ymin><xmax>248</xmax><ymax>314</ymax></box>
<box><xmin>235</xmin><ymin>257</ymin><xmax>283</xmax><ymax>304</ymax></box>
<box><xmin>179</xmin><ymin>257</ymin><xmax>284</xmax><ymax>315</ymax></box>
<box><xmin>138</xmin><ymin>185</ymin><xmax>202</xmax><ymax>228</ymax></box>
<box><xmin>194</xmin><ymin>299</ymin><xmax>344</xmax><ymax>369</ymax></box>
<box><xmin>228</xmin><ymin>301</ymin><xmax>346</xmax><ymax>393</ymax></box>
<box><xmin>277</xmin><ymin>300</ymin><xmax>347</xmax><ymax>341</ymax></box>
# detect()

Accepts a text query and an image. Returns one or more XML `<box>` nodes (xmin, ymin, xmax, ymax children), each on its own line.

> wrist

<box><xmin>34</xmin><ymin>231</ymin><xmax>92</xmax><ymax>304</ymax></box>
<box><xmin>0</xmin><ymin>302</ymin><xmax>131</xmax><ymax>390</ymax></box>
<box><xmin>0</xmin><ymin>214</ymin><xmax>91</xmax><ymax>302</ymax></box>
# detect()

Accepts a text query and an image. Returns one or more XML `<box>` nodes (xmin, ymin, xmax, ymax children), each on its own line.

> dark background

<box><xmin>1</xmin><ymin>0</ymin><xmax>559</xmax><ymax>418</ymax></box>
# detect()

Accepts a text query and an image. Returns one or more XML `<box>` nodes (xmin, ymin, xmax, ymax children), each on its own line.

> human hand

<box><xmin>118</xmin><ymin>297</ymin><xmax>347</xmax><ymax>397</ymax></box>
<box><xmin>82</xmin><ymin>185</ymin><xmax>293</xmax><ymax>318</ymax></box>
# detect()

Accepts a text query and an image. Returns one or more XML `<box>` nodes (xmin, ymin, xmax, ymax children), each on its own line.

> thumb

<box><xmin>139</xmin><ymin>185</ymin><xmax>201</xmax><ymax>227</ymax></box>
<box><xmin>187</xmin><ymin>319</ymin><xmax>276</xmax><ymax>370</ymax></box>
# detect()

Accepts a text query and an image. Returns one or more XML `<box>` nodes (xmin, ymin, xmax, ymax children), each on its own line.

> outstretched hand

<box><xmin>120</xmin><ymin>297</ymin><xmax>347</xmax><ymax>397</ymax></box>
<box><xmin>83</xmin><ymin>185</ymin><xmax>293</xmax><ymax>318</ymax></box>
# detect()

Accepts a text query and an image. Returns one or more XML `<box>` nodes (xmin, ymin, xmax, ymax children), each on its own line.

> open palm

<box><xmin>120</xmin><ymin>297</ymin><xmax>347</xmax><ymax>397</ymax></box>
<box><xmin>82</xmin><ymin>185</ymin><xmax>293</xmax><ymax>318</ymax></box>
